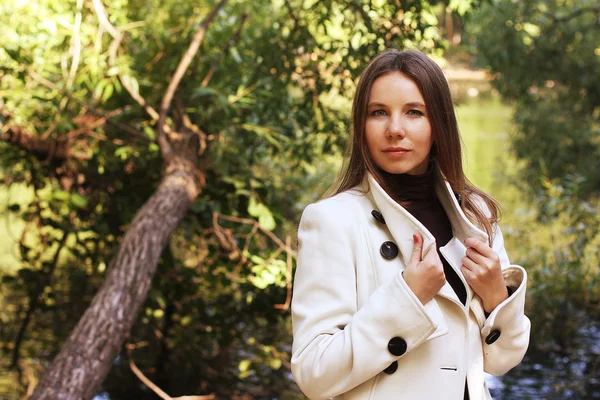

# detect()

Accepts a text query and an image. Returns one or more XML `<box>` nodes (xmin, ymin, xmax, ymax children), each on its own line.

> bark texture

<box><xmin>2</xmin><ymin>126</ymin><xmax>73</xmax><ymax>161</ymax></box>
<box><xmin>30</xmin><ymin>153</ymin><xmax>202</xmax><ymax>400</ymax></box>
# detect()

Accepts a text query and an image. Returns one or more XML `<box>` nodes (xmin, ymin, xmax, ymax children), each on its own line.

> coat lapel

<box><xmin>434</xmin><ymin>170</ymin><xmax>488</xmax><ymax>245</ymax></box>
<box><xmin>365</xmin><ymin>172</ymin><xmax>488</xmax><ymax>307</ymax></box>
<box><xmin>367</xmin><ymin>173</ymin><xmax>436</xmax><ymax>266</ymax></box>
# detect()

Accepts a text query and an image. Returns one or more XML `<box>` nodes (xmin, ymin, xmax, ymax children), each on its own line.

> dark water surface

<box><xmin>486</xmin><ymin>316</ymin><xmax>600</xmax><ymax>399</ymax></box>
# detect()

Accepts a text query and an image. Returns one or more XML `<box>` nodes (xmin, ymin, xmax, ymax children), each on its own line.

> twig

<box><xmin>157</xmin><ymin>0</ymin><xmax>228</xmax><ymax>161</ymax></box>
<box><xmin>126</xmin><ymin>343</ymin><xmax>215</xmax><ymax>400</ymax></box>
<box><xmin>216</xmin><ymin>213</ymin><xmax>297</xmax><ymax>257</ymax></box>
<box><xmin>228</xmin><ymin>81</ymin><xmax>259</xmax><ymax>104</ymax></box>
<box><xmin>91</xmin><ymin>0</ymin><xmax>162</xmax><ymax>122</ymax></box>
<box><xmin>200</xmin><ymin>12</ymin><xmax>249</xmax><ymax>88</ymax></box>
<box><xmin>66</xmin><ymin>0</ymin><xmax>84</xmax><ymax>89</ymax></box>
<box><xmin>274</xmin><ymin>235</ymin><xmax>293</xmax><ymax>311</ymax></box>
<box><xmin>27</xmin><ymin>70</ymin><xmax>151</xmax><ymax>143</ymax></box>
<box><xmin>234</xmin><ymin>222</ymin><xmax>260</xmax><ymax>270</ymax></box>
<box><xmin>173</xmin><ymin>96</ymin><xmax>207</xmax><ymax>155</ymax></box>
<box><xmin>269</xmin><ymin>345</ymin><xmax>292</xmax><ymax>370</ymax></box>
<box><xmin>212</xmin><ymin>212</ymin><xmax>236</xmax><ymax>253</ymax></box>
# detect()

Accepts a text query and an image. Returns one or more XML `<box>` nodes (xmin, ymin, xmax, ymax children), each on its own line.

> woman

<box><xmin>290</xmin><ymin>49</ymin><xmax>530</xmax><ymax>400</ymax></box>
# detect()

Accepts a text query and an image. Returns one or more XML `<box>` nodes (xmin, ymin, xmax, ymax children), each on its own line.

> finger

<box><xmin>461</xmin><ymin>255</ymin><xmax>479</xmax><ymax>273</ymax></box>
<box><xmin>409</xmin><ymin>234</ymin><xmax>423</xmax><ymax>266</ymax></box>
<box><xmin>464</xmin><ymin>237</ymin><xmax>495</xmax><ymax>258</ymax></box>
<box><xmin>422</xmin><ymin>241</ymin><xmax>440</xmax><ymax>263</ymax></box>
<box><xmin>461</xmin><ymin>264</ymin><xmax>477</xmax><ymax>283</ymax></box>
<box><xmin>465</xmin><ymin>247</ymin><xmax>489</xmax><ymax>267</ymax></box>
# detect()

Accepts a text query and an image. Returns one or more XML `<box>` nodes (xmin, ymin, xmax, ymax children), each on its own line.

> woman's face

<box><xmin>365</xmin><ymin>71</ymin><xmax>433</xmax><ymax>175</ymax></box>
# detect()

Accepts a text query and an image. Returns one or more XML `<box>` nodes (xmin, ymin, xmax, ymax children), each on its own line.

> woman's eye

<box><xmin>407</xmin><ymin>109</ymin><xmax>424</xmax><ymax>117</ymax></box>
<box><xmin>372</xmin><ymin>109</ymin><xmax>386</xmax><ymax>117</ymax></box>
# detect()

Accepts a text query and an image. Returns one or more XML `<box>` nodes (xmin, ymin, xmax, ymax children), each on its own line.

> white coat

<box><xmin>291</xmin><ymin>172</ymin><xmax>530</xmax><ymax>400</ymax></box>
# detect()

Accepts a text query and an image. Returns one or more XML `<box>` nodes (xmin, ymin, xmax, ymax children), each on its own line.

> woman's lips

<box><xmin>383</xmin><ymin>147</ymin><xmax>410</xmax><ymax>158</ymax></box>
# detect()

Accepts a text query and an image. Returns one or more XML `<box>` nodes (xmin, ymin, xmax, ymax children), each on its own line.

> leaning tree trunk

<box><xmin>30</xmin><ymin>152</ymin><xmax>202</xmax><ymax>400</ymax></box>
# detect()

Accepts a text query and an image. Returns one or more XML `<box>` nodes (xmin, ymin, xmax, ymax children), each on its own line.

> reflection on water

<box><xmin>458</xmin><ymin>96</ymin><xmax>600</xmax><ymax>399</ymax></box>
<box><xmin>485</xmin><ymin>314</ymin><xmax>600</xmax><ymax>399</ymax></box>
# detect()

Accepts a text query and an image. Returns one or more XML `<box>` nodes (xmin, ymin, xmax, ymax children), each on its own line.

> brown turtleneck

<box><xmin>378</xmin><ymin>167</ymin><xmax>468</xmax><ymax>306</ymax></box>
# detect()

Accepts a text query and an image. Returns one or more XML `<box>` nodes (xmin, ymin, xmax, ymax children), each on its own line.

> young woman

<box><xmin>290</xmin><ymin>49</ymin><xmax>530</xmax><ymax>399</ymax></box>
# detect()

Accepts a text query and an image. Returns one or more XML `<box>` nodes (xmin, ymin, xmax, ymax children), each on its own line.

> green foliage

<box><xmin>468</xmin><ymin>0</ymin><xmax>600</xmax><ymax>200</ymax></box>
<box><xmin>0</xmin><ymin>0</ymin><xmax>476</xmax><ymax>397</ymax></box>
<box><xmin>468</xmin><ymin>0</ymin><xmax>600</xmax><ymax>351</ymax></box>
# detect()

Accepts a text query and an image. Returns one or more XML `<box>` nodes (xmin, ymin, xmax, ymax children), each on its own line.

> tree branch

<box><xmin>66</xmin><ymin>0</ymin><xmax>84</xmax><ymax>90</ymax></box>
<box><xmin>91</xmin><ymin>0</ymin><xmax>162</xmax><ymax>122</ymax></box>
<box><xmin>126</xmin><ymin>343</ymin><xmax>215</xmax><ymax>400</ymax></box>
<box><xmin>157</xmin><ymin>0</ymin><xmax>228</xmax><ymax>161</ymax></box>
<box><xmin>200</xmin><ymin>12</ymin><xmax>249</xmax><ymax>88</ymax></box>
<box><xmin>214</xmin><ymin>213</ymin><xmax>297</xmax><ymax>257</ymax></box>
<box><xmin>174</xmin><ymin>96</ymin><xmax>207</xmax><ymax>155</ymax></box>
<box><xmin>28</xmin><ymin>70</ymin><xmax>152</xmax><ymax>143</ymax></box>
<box><xmin>1</xmin><ymin>126</ymin><xmax>81</xmax><ymax>161</ymax></box>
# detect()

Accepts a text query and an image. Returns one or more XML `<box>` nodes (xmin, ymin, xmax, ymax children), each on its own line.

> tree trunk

<box><xmin>30</xmin><ymin>156</ymin><xmax>202</xmax><ymax>400</ymax></box>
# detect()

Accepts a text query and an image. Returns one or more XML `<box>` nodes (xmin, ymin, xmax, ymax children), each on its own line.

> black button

<box><xmin>485</xmin><ymin>329</ymin><xmax>501</xmax><ymax>345</ymax></box>
<box><xmin>380</xmin><ymin>241</ymin><xmax>399</xmax><ymax>259</ymax></box>
<box><xmin>371</xmin><ymin>210</ymin><xmax>386</xmax><ymax>224</ymax></box>
<box><xmin>455</xmin><ymin>192</ymin><xmax>462</xmax><ymax>206</ymax></box>
<box><xmin>383</xmin><ymin>361</ymin><xmax>398</xmax><ymax>374</ymax></box>
<box><xmin>387</xmin><ymin>336</ymin><xmax>407</xmax><ymax>356</ymax></box>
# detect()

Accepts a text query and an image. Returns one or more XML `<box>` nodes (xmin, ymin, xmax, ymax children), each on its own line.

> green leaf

<box><xmin>239</xmin><ymin>359</ymin><xmax>254</xmax><ymax>378</ymax></box>
<box><xmin>240</xmin><ymin>123</ymin><xmax>285</xmax><ymax>150</ymax></box>
<box><xmin>101</xmin><ymin>83</ymin><xmax>114</xmax><ymax>102</ymax></box>
<box><xmin>70</xmin><ymin>193</ymin><xmax>88</xmax><ymax>209</ymax></box>
<box><xmin>247</xmin><ymin>197</ymin><xmax>276</xmax><ymax>231</ymax></box>
<box><xmin>114</xmin><ymin>146</ymin><xmax>131</xmax><ymax>160</ymax></box>
<box><xmin>121</xmin><ymin>75</ymin><xmax>139</xmax><ymax>95</ymax></box>
<box><xmin>269</xmin><ymin>358</ymin><xmax>282</xmax><ymax>370</ymax></box>
<box><xmin>143</xmin><ymin>126</ymin><xmax>156</xmax><ymax>140</ymax></box>
<box><xmin>239</xmin><ymin>359</ymin><xmax>251</xmax><ymax>373</ymax></box>
<box><xmin>52</xmin><ymin>190</ymin><xmax>69</xmax><ymax>201</ymax></box>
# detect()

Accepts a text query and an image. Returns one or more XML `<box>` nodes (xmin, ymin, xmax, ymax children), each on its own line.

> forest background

<box><xmin>0</xmin><ymin>0</ymin><xmax>598</xmax><ymax>398</ymax></box>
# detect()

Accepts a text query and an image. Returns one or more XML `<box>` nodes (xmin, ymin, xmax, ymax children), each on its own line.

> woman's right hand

<box><xmin>403</xmin><ymin>234</ymin><xmax>446</xmax><ymax>304</ymax></box>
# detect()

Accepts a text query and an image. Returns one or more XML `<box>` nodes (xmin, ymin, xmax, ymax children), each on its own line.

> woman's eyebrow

<box><xmin>406</xmin><ymin>102</ymin><xmax>426</xmax><ymax>107</ymax></box>
<box><xmin>367</xmin><ymin>101</ymin><xmax>426</xmax><ymax>108</ymax></box>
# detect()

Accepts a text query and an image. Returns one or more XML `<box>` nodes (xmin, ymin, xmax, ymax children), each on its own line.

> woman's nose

<box><xmin>386</xmin><ymin>115</ymin><xmax>405</xmax><ymax>138</ymax></box>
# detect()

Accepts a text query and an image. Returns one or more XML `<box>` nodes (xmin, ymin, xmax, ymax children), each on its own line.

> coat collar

<box><xmin>363</xmin><ymin>171</ymin><xmax>488</xmax><ymax>267</ymax></box>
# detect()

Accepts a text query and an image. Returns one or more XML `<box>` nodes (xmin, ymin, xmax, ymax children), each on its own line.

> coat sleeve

<box><xmin>480</xmin><ymin>224</ymin><xmax>531</xmax><ymax>376</ymax></box>
<box><xmin>291</xmin><ymin>200</ymin><xmax>442</xmax><ymax>399</ymax></box>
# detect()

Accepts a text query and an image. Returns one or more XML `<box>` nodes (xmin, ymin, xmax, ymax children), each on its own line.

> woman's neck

<box><xmin>376</xmin><ymin>165</ymin><xmax>436</xmax><ymax>205</ymax></box>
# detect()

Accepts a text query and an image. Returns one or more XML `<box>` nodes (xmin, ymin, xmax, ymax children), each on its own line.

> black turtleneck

<box><xmin>378</xmin><ymin>167</ymin><xmax>468</xmax><ymax>306</ymax></box>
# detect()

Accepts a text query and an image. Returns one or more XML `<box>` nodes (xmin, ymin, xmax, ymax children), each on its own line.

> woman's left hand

<box><xmin>461</xmin><ymin>237</ymin><xmax>508</xmax><ymax>313</ymax></box>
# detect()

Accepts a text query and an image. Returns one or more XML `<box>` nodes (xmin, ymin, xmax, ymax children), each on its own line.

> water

<box><xmin>485</xmin><ymin>314</ymin><xmax>600</xmax><ymax>399</ymax></box>
<box><xmin>458</xmin><ymin>96</ymin><xmax>600</xmax><ymax>399</ymax></box>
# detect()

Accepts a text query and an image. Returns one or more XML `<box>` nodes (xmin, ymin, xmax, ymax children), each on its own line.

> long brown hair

<box><xmin>329</xmin><ymin>49</ymin><xmax>500</xmax><ymax>242</ymax></box>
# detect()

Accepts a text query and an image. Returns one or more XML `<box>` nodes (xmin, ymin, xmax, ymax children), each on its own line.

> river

<box><xmin>458</xmin><ymin>96</ymin><xmax>600</xmax><ymax>399</ymax></box>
